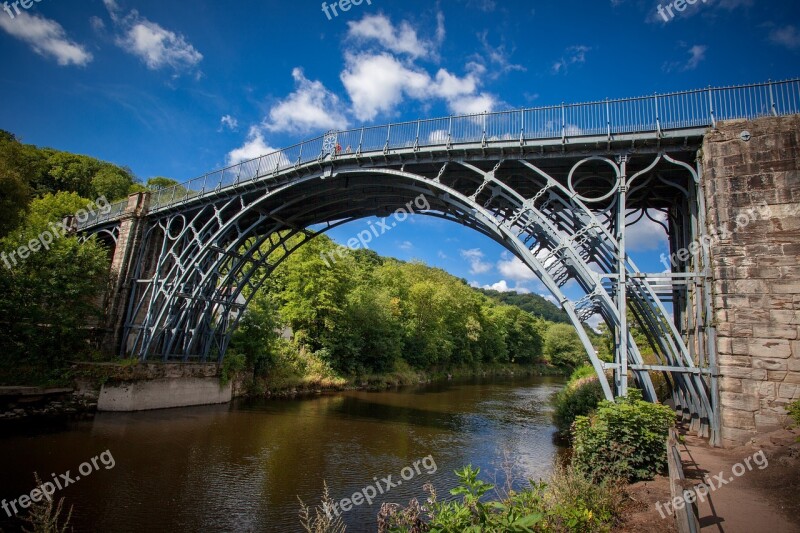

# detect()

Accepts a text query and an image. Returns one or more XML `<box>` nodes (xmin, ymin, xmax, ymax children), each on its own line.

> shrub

<box><xmin>376</xmin><ymin>465</ymin><xmax>623</xmax><ymax>533</ymax></box>
<box><xmin>552</xmin><ymin>376</ymin><xmax>605</xmax><ymax>437</ymax></box>
<box><xmin>789</xmin><ymin>399</ymin><xmax>800</xmax><ymax>427</ymax></box>
<box><xmin>572</xmin><ymin>389</ymin><xmax>675</xmax><ymax>483</ymax></box>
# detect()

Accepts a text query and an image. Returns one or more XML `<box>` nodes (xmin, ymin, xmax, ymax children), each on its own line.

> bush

<box><xmin>789</xmin><ymin>399</ymin><xmax>800</xmax><ymax>427</ymax></box>
<box><xmin>572</xmin><ymin>389</ymin><xmax>675</xmax><ymax>483</ymax></box>
<box><xmin>552</xmin><ymin>375</ymin><xmax>605</xmax><ymax>437</ymax></box>
<box><xmin>376</xmin><ymin>465</ymin><xmax>623</xmax><ymax>532</ymax></box>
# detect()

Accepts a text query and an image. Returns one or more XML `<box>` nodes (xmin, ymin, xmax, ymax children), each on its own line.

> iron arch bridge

<box><xmin>77</xmin><ymin>79</ymin><xmax>800</xmax><ymax>445</ymax></box>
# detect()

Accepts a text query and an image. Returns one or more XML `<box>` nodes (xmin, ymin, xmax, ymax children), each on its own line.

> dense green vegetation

<box><xmin>476</xmin><ymin>288</ymin><xmax>570</xmax><ymax>324</ymax></box>
<box><xmin>302</xmin><ymin>464</ymin><xmax>625</xmax><ymax>533</ymax></box>
<box><xmin>572</xmin><ymin>390</ymin><xmax>675</xmax><ymax>483</ymax></box>
<box><xmin>552</xmin><ymin>366</ymin><xmax>606</xmax><ymax>437</ymax></box>
<box><xmin>0</xmin><ymin>131</ymin><xmax>180</xmax><ymax>384</ymax></box>
<box><xmin>228</xmin><ymin>235</ymin><xmax>595</xmax><ymax>392</ymax></box>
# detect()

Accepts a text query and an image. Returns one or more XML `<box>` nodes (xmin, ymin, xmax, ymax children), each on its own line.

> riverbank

<box><xmin>0</xmin><ymin>360</ymin><xmax>567</xmax><ymax>419</ymax></box>
<box><xmin>246</xmin><ymin>360</ymin><xmax>566</xmax><ymax>398</ymax></box>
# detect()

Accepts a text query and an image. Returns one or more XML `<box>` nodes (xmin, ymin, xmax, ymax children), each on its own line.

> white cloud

<box><xmin>626</xmin><ymin>209</ymin><xmax>668</xmax><ymax>252</ymax></box>
<box><xmin>264</xmin><ymin>68</ymin><xmax>348</xmax><ymax>134</ymax></box>
<box><xmin>341</xmin><ymin>52</ymin><xmax>495</xmax><ymax>121</ymax></box>
<box><xmin>399</xmin><ymin>241</ymin><xmax>414</xmax><ymax>251</ymax></box>
<box><xmin>497</xmin><ymin>255</ymin><xmax>538</xmax><ymax>282</ymax></box>
<box><xmin>460</xmin><ymin>248</ymin><xmax>492</xmax><ymax>274</ymax></box>
<box><xmin>104</xmin><ymin>2</ymin><xmax>202</xmax><ymax>73</ymax></box>
<box><xmin>341</xmin><ymin>52</ymin><xmax>431</xmax><ymax>121</ymax></box>
<box><xmin>552</xmin><ymin>45</ymin><xmax>590</xmax><ymax>74</ymax></box>
<box><xmin>448</xmin><ymin>93</ymin><xmax>496</xmax><ymax>115</ymax></box>
<box><xmin>0</xmin><ymin>12</ymin><xmax>92</xmax><ymax>66</ymax></box>
<box><xmin>219</xmin><ymin>115</ymin><xmax>238</xmax><ymax>132</ymax></box>
<box><xmin>227</xmin><ymin>126</ymin><xmax>281</xmax><ymax>166</ymax></box>
<box><xmin>469</xmin><ymin>279</ymin><xmax>531</xmax><ymax>294</ymax></box>
<box><xmin>347</xmin><ymin>14</ymin><xmax>434</xmax><ymax>59</ymax></box>
<box><xmin>663</xmin><ymin>44</ymin><xmax>707</xmax><ymax>72</ymax></box>
<box><xmin>769</xmin><ymin>25</ymin><xmax>800</xmax><ymax>50</ymax></box>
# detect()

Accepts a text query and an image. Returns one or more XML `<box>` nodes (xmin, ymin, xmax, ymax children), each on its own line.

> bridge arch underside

<box><xmin>118</xmin><ymin>149</ymin><xmax>715</xmax><ymax>439</ymax></box>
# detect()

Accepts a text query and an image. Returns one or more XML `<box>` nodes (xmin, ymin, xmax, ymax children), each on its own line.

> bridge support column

<box><xmin>101</xmin><ymin>192</ymin><xmax>150</xmax><ymax>356</ymax></box>
<box><xmin>702</xmin><ymin>115</ymin><xmax>800</xmax><ymax>447</ymax></box>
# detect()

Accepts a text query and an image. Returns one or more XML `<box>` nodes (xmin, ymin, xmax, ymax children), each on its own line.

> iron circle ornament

<box><xmin>165</xmin><ymin>214</ymin><xmax>187</xmax><ymax>241</ymax></box>
<box><xmin>567</xmin><ymin>156</ymin><xmax>621</xmax><ymax>203</ymax></box>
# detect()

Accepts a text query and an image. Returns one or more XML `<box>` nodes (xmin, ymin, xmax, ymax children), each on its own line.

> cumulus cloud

<box><xmin>341</xmin><ymin>52</ymin><xmax>495</xmax><ymax>121</ymax></box>
<box><xmin>460</xmin><ymin>248</ymin><xmax>493</xmax><ymax>274</ymax></box>
<box><xmin>347</xmin><ymin>14</ymin><xmax>435</xmax><ymax>59</ymax></box>
<box><xmin>264</xmin><ymin>68</ymin><xmax>349</xmax><ymax>134</ymax></box>
<box><xmin>625</xmin><ymin>209</ymin><xmax>668</xmax><ymax>252</ymax></box>
<box><xmin>0</xmin><ymin>12</ymin><xmax>92</xmax><ymax>66</ymax></box>
<box><xmin>219</xmin><ymin>115</ymin><xmax>239</xmax><ymax>132</ymax></box>
<box><xmin>497</xmin><ymin>255</ymin><xmax>538</xmax><ymax>282</ymax></box>
<box><xmin>104</xmin><ymin>1</ymin><xmax>202</xmax><ymax>73</ymax></box>
<box><xmin>227</xmin><ymin>126</ymin><xmax>281</xmax><ymax>166</ymax></box>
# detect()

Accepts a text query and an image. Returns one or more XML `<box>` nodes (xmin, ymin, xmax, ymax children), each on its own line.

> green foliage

<box><xmin>477</xmin><ymin>288</ymin><xmax>570</xmax><ymax>323</ymax></box>
<box><xmin>572</xmin><ymin>390</ymin><xmax>675</xmax><ymax>482</ymax></box>
<box><xmin>568</xmin><ymin>365</ymin><xmax>597</xmax><ymax>382</ymax></box>
<box><xmin>788</xmin><ymin>399</ymin><xmax>800</xmax><ymax>427</ymax></box>
<box><xmin>220</xmin><ymin>353</ymin><xmax>246</xmax><ymax>386</ymax></box>
<box><xmin>145</xmin><ymin>177</ymin><xmax>180</xmax><ymax>190</ymax></box>
<box><xmin>0</xmin><ymin>193</ymin><xmax>110</xmax><ymax>373</ymax></box>
<box><xmin>543</xmin><ymin>324</ymin><xmax>587</xmax><ymax>369</ymax></box>
<box><xmin>20</xmin><ymin>473</ymin><xmax>73</xmax><ymax>533</ymax></box>
<box><xmin>552</xmin><ymin>371</ymin><xmax>605</xmax><ymax>437</ymax></box>
<box><xmin>377</xmin><ymin>465</ymin><xmax>623</xmax><ymax>533</ymax></box>
<box><xmin>0</xmin><ymin>129</ymin><xmax>136</xmax><ymax>208</ymax></box>
<box><xmin>241</xmin><ymin>234</ymin><xmax>552</xmax><ymax>379</ymax></box>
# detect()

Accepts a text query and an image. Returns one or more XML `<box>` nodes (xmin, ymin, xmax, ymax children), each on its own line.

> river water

<box><xmin>0</xmin><ymin>375</ymin><xmax>565</xmax><ymax>532</ymax></box>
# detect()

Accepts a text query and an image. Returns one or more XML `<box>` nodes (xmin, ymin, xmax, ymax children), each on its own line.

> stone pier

<box><xmin>702</xmin><ymin>114</ymin><xmax>800</xmax><ymax>447</ymax></box>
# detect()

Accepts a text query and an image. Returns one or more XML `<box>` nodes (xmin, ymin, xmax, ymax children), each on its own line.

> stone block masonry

<box><xmin>702</xmin><ymin>114</ymin><xmax>800</xmax><ymax>447</ymax></box>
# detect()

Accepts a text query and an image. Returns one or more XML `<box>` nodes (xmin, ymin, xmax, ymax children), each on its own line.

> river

<box><xmin>0</xmin><ymin>375</ymin><xmax>565</xmax><ymax>532</ymax></box>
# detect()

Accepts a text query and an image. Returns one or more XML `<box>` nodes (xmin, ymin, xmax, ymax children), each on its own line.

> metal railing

<box><xmin>78</xmin><ymin>78</ymin><xmax>800</xmax><ymax>229</ymax></box>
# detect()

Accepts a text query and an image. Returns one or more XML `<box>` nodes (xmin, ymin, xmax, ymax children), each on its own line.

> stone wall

<box><xmin>702</xmin><ymin>114</ymin><xmax>800</xmax><ymax>447</ymax></box>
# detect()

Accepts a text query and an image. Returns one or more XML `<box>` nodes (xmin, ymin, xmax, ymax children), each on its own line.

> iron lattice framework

<box><xmin>77</xmin><ymin>79</ymin><xmax>800</xmax><ymax>445</ymax></box>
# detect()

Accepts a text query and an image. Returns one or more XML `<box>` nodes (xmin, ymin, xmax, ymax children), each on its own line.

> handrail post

<box><xmin>482</xmin><ymin>111</ymin><xmax>487</xmax><ymax>146</ymax></box>
<box><xmin>520</xmin><ymin>108</ymin><xmax>525</xmax><ymax>146</ymax></box>
<box><xmin>768</xmin><ymin>79</ymin><xmax>778</xmax><ymax>116</ymax></box>
<box><xmin>708</xmin><ymin>86</ymin><xmax>717</xmax><ymax>129</ymax></box>
<box><xmin>654</xmin><ymin>93</ymin><xmax>663</xmax><ymax>138</ymax></box>
<box><xmin>384</xmin><ymin>125</ymin><xmax>391</xmax><ymax>153</ymax></box>
<box><xmin>357</xmin><ymin>127</ymin><xmax>364</xmax><ymax>155</ymax></box>
<box><xmin>561</xmin><ymin>102</ymin><xmax>566</xmax><ymax>144</ymax></box>
<box><xmin>415</xmin><ymin>119</ymin><xmax>420</xmax><ymax>151</ymax></box>
<box><xmin>447</xmin><ymin>116</ymin><xmax>452</xmax><ymax>149</ymax></box>
<box><xmin>606</xmin><ymin>98</ymin><xmax>611</xmax><ymax>141</ymax></box>
<box><xmin>296</xmin><ymin>142</ymin><xmax>303</xmax><ymax>166</ymax></box>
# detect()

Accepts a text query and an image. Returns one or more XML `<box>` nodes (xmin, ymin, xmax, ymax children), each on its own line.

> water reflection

<box><xmin>0</xmin><ymin>375</ymin><xmax>565</xmax><ymax>532</ymax></box>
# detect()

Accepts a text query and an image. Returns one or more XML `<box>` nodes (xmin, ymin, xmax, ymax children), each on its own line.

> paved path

<box><xmin>677</xmin><ymin>428</ymin><xmax>800</xmax><ymax>533</ymax></box>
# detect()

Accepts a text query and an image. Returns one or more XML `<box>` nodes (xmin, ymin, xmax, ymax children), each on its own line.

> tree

<box><xmin>0</xmin><ymin>193</ymin><xmax>110</xmax><ymax>373</ymax></box>
<box><xmin>92</xmin><ymin>165</ymin><xmax>134</xmax><ymax>201</ymax></box>
<box><xmin>543</xmin><ymin>323</ymin><xmax>587</xmax><ymax>369</ymax></box>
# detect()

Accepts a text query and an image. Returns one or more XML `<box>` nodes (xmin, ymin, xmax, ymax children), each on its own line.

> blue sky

<box><xmin>1</xmin><ymin>0</ymin><xmax>799</xmax><ymax>311</ymax></box>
